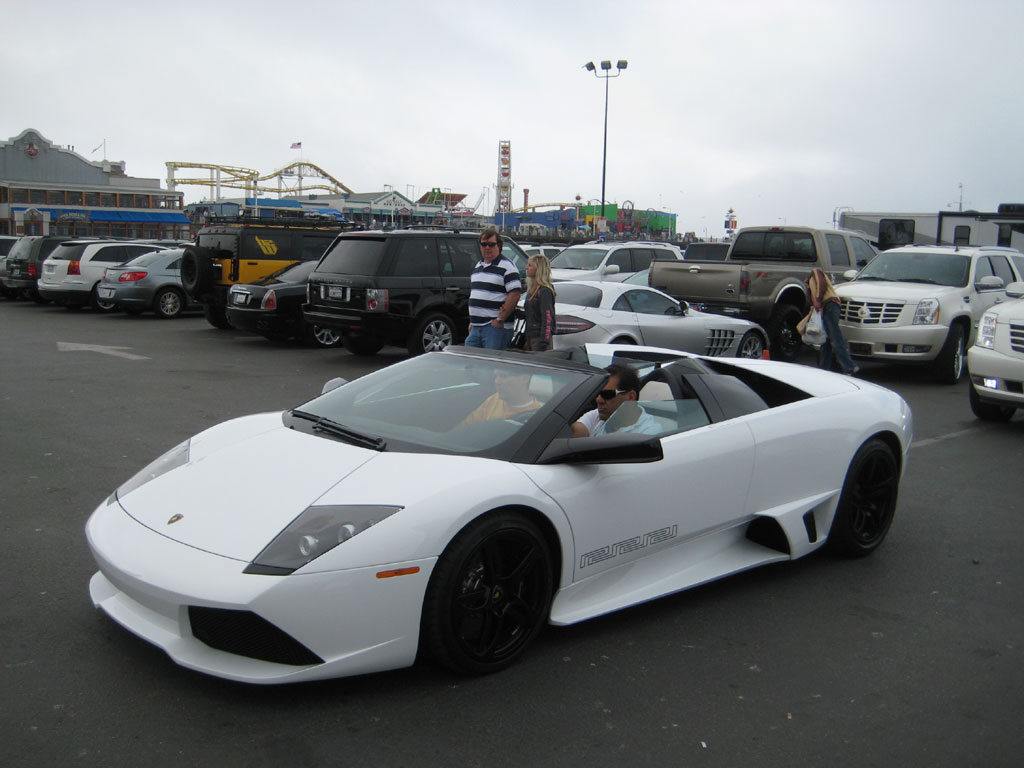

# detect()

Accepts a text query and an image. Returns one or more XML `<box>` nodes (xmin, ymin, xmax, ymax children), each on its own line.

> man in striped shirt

<box><xmin>465</xmin><ymin>228</ymin><xmax>522</xmax><ymax>349</ymax></box>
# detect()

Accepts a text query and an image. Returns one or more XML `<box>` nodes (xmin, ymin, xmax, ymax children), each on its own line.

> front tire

<box><xmin>767</xmin><ymin>305</ymin><xmax>803</xmax><ymax>362</ymax></box>
<box><xmin>968</xmin><ymin>381</ymin><xmax>1015</xmax><ymax>422</ymax></box>
<box><xmin>827</xmin><ymin>439</ymin><xmax>899</xmax><ymax>557</ymax></box>
<box><xmin>737</xmin><ymin>330</ymin><xmax>765</xmax><ymax>359</ymax></box>
<box><xmin>420</xmin><ymin>512</ymin><xmax>554</xmax><ymax>675</ymax></box>
<box><xmin>408</xmin><ymin>312</ymin><xmax>456</xmax><ymax>355</ymax></box>
<box><xmin>931</xmin><ymin>324</ymin><xmax>965</xmax><ymax>384</ymax></box>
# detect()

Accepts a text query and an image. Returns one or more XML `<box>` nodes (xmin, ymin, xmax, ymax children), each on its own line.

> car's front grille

<box><xmin>1010</xmin><ymin>323</ymin><xmax>1024</xmax><ymax>354</ymax></box>
<box><xmin>704</xmin><ymin>328</ymin><xmax>736</xmax><ymax>356</ymax></box>
<box><xmin>840</xmin><ymin>299</ymin><xmax>904</xmax><ymax>324</ymax></box>
<box><xmin>188</xmin><ymin>606</ymin><xmax>323</xmax><ymax>666</ymax></box>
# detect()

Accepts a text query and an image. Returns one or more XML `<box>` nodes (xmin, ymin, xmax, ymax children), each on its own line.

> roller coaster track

<box><xmin>166</xmin><ymin>161</ymin><xmax>353</xmax><ymax>198</ymax></box>
<box><xmin>509</xmin><ymin>202</ymin><xmax>581</xmax><ymax>213</ymax></box>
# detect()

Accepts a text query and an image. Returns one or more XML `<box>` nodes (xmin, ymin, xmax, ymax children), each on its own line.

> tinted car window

<box><xmin>441</xmin><ymin>239</ymin><xmax>479</xmax><ymax>276</ymax></box>
<box><xmin>550</xmin><ymin>247</ymin><xmax>606</xmax><ymax>270</ymax></box>
<box><xmin>607</xmin><ymin>249</ymin><xmax>631</xmax><ymax>271</ymax></box>
<box><xmin>850</xmin><ymin>237</ymin><xmax>877</xmax><ymax>266</ymax></box>
<box><xmin>553</xmin><ymin>283</ymin><xmax>602</xmax><ymax>307</ymax></box>
<box><xmin>93</xmin><ymin>245</ymin><xmax>130</xmax><ymax>263</ymax></box>
<box><xmin>317</xmin><ymin>237</ymin><xmax>387</xmax><ymax>274</ymax></box>
<box><xmin>300</xmin><ymin>234</ymin><xmax>334</xmax><ymax>261</ymax></box>
<box><xmin>123</xmin><ymin>251</ymin><xmax>169</xmax><ymax>268</ymax></box>
<box><xmin>391</xmin><ymin>238</ymin><xmax>438</xmax><ymax>277</ymax></box>
<box><xmin>49</xmin><ymin>243</ymin><xmax>90</xmax><ymax>261</ymax></box>
<box><xmin>625</xmin><ymin>288</ymin><xmax>677</xmax><ymax>315</ymax></box>
<box><xmin>825</xmin><ymin>234</ymin><xmax>851</xmax><ymax>267</ymax></box>
<box><xmin>631</xmin><ymin>249</ymin><xmax>656</xmax><ymax>271</ymax></box>
<box><xmin>0</xmin><ymin>240</ymin><xmax>16</xmax><ymax>257</ymax></box>
<box><xmin>269</xmin><ymin>260</ymin><xmax>316</xmax><ymax>282</ymax></box>
<box><xmin>975</xmin><ymin>257</ymin><xmax>994</xmax><ymax>283</ymax></box>
<box><xmin>990</xmin><ymin>255</ymin><xmax>1015</xmax><ymax>287</ymax></box>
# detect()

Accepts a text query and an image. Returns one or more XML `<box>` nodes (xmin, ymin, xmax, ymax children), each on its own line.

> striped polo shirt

<box><xmin>468</xmin><ymin>256</ymin><xmax>522</xmax><ymax>327</ymax></box>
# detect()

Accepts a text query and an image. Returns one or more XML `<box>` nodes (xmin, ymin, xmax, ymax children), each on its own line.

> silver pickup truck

<box><xmin>649</xmin><ymin>226</ymin><xmax>877</xmax><ymax>361</ymax></box>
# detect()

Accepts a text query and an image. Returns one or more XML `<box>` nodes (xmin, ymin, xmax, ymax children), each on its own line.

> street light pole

<box><xmin>584</xmin><ymin>60</ymin><xmax>627</xmax><ymax>222</ymax></box>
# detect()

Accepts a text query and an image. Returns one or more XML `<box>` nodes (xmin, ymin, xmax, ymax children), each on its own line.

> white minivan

<box><xmin>38</xmin><ymin>240</ymin><xmax>169</xmax><ymax>311</ymax></box>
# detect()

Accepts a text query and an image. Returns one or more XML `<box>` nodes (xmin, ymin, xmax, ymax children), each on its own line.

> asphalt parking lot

<box><xmin>1</xmin><ymin>300</ymin><xmax>1022</xmax><ymax>768</ymax></box>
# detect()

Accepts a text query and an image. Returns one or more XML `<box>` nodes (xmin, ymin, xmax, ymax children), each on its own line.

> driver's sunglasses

<box><xmin>597</xmin><ymin>388</ymin><xmax>628</xmax><ymax>400</ymax></box>
<box><xmin>479</xmin><ymin>240</ymin><xmax>499</xmax><ymax>248</ymax></box>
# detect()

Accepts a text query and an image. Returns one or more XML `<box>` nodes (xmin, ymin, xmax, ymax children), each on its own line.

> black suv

<box><xmin>2</xmin><ymin>235</ymin><xmax>74</xmax><ymax>302</ymax></box>
<box><xmin>303</xmin><ymin>229</ymin><xmax>528</xmax><ymax>355</ymax></box>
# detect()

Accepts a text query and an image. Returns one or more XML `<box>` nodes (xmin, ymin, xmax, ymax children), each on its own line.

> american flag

<box><xmin>290</xmin><ymin>142</ymin><xmax>302</xmax><ymax>149</ymax></box>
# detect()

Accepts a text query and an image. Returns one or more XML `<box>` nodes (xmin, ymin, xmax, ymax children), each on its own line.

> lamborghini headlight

<box><xmin>246</xmin><ymin>504</ymin><xmax>402</xmax><ymax>574</ymax></box>
<box><xmin>976</xmin><ymin>312</ymin><xmax>998</xmax><ymax>349</ymax></box>
<box><xmin>912</xmin><ymin>298</ymin><xmax>940</xmax><ymax>325</ymax></box>
<box><xmin>116</xmin><ymin>439</ymin><xmax>191</xmax><ymax>500</ymax></box>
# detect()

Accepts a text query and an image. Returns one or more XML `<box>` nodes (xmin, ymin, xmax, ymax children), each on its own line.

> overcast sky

<box><xmin>5</xmin><ymin>0</ymin><xmax>1022</xmax><ymax>237</ymax></box>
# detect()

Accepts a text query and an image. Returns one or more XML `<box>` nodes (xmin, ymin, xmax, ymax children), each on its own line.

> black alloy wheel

<box><xmin>421</xmin><ymin>513</ymin><xmax>554</xmax><ymax>675</ymax></box>
<box><xmin>827</xmin><ymin>439</ymin><xmax>899</xmax><ymax>557</ymax></box>
<box><xmin>767</xmin><ymin>305</ymin><xmax>803</xmax><ymax>362</ymax></box>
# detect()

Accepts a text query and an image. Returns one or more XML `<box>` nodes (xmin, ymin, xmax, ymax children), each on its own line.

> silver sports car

<box><xmin>548</xmin><ymin>280</ymin><xmax>768</xmax><ymax>358</ymax></box>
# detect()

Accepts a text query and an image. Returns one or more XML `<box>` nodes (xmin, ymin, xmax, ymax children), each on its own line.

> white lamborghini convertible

<box><xmin>86</xmin><ymin>344</ymin><xmax>913</xmax><ymax>684</ymax></box>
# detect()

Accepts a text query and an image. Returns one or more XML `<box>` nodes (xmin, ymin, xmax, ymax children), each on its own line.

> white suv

<box><xmin>38</xmin><ymin>241</ymin><xmax>169</xmax><ymax>311</ymax></box>
<box><xmin>549</xmin><ymin>241</ymin><xmax>683</xmax><ymax>282</ymax></box>
<box><xmin>835</xmin><ymin>245</ymin><xmax>1023</xmax><ymax>383</ymax></box>
<box><xmin>967</xmin><ymin>280</ymin><xmax>1024</xmax><ymax>420</ymax></box>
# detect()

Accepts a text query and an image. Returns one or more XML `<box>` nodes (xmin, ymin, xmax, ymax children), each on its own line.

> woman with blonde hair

<box><xmin>523</xmin><ymin>254</ymin><xmax>556</xmax><ymax>351</ymax></box>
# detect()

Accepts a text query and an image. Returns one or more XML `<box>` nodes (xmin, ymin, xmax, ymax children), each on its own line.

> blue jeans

<box><xmin>465</xmin><ymin>323</ymin><xmax>513</xmax><ymax>350</ymax></box>
<box><xmin>819</xmin><ymin>301</ymin><xmax>857</xmax><ymax>374</ymax></box>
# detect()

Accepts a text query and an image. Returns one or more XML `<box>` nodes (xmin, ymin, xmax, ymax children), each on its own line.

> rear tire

<box><xmin>408</xmin><ymin>312</ymin><xmax>456</xmax><ymax>355</ymax></box>
<box><xmin>153</xmin><ymin>287</ymin><xmax>185</xmax><ymax>319</ymax></box>
<box><xmin>767</xmin><ymin>305</ymin><xmax>803</xmax><ymax>362</ymax></box>
<box><xmin>342</xmin><ymin>335</ymin><xmax>385</xmax><ymax>355</ymax></box>
<box><xmin>931</xmin><ymin>324</ymin><xmax>965</xmax><ymax>384</ymax></box>
<box><xmin>968</xmin><ymin>380</ymin><xmax>1015</xmax><ymax>422</ymax></box>
<box><xmin>203</xmin><ymin>303</ymin><xmax>231</xmax><ymax>329</ymax></box>
<box><xmin>306</xmin><ymin>324</ymin><xmax>343</xmax><ymax>348</ymax></box>
<box><xmin>827</xmin><ymin>439</ymin><xmax>899</xmax><ymax>557</ymax></box>
<box><xmin>420</xmin><ymin>512</ymin><xmax>553</xmax><ymax>675</ymax></box>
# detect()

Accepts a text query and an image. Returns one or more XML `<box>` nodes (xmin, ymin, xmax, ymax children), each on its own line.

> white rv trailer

<box><xmin>839</xmin><ymin>204</ymin><xmax>1024</xmax><ymax>251</ymax></box>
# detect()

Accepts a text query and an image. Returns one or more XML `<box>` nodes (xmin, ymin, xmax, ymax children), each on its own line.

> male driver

<box><xmin>465</xmin><ymin>228</ymin><xmax>521</xmax><ymax>349</ymax></box>
<box><xmin>571</xmin><ymin>363</ymin><xmax>661</xmax><ymax>437</ymax></box>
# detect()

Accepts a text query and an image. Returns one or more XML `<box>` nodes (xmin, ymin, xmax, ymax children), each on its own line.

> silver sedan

<box><xmin>548</xmin><ymin>280</ymin><xmax>768</xmax><ymax>358</ymax></box>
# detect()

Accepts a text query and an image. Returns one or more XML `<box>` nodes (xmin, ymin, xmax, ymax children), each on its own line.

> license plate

<box><xmin>327</xmin><ymin>285</ymin><xmax>349</xmax><ymax>301</ymax></box>
<box><xmin>98</xmin><ymin>287</ymin><xmax>115</xmax><ymax>298</ymax></box>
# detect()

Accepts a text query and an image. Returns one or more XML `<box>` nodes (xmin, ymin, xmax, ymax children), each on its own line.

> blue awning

<box><xmin>13</xmin><ymin>206</ymin><xmax>189</xmax><ymax>224</ymax></box>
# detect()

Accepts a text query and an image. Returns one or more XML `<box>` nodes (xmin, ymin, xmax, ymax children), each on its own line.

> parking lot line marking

<box><xmin>911</xmin><ymin>428</ymin><xmax>978</xmax><ymax>449</ymax></box>
<box><xmin>57</xmin><ymin>342</ymin><xmax>150</xmax><ymax>360</ymax></box>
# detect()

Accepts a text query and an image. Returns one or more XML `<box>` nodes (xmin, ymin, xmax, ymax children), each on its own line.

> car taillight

<box><xmin>555</xmin><ymin>315</ymin><xmax>595</xmax><ymax>334</ymax></box>
<box><xmin>68</xmin><ymin>260</ymin><xmax>81</xmax><ymax>276</ymax></box>
<box><xmin>365</xmin><ymin>288</ymin><xmax>388</xmax><ymax>312</ymax></box>
<box><xmin>261</xmin><ymin>289</ymin><xmax>277</xmax><ymax>310</ymax></box>
<box><xmin>28</xmin><ymin>264</ymin><xmax>37</xmax><ymax>278</ymax></box>
<box><xmin>739</xmin><ymin>275</ymin><xmax>750</xmax><ymax>296</ymax></box>
<box><xmin>118</xmin><ymin>271</ymin><xmax>148</xmax><ymax>282</ymax></box>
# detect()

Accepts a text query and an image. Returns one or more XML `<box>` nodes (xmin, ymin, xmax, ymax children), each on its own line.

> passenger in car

<box><xmin>459</xmin><ymin>370</ymin><xmax>541</xmax><ymax>426</ymax></box>
<box><xmin>571</xmin><ymin>364</ymin><xmax>662</xmax><ymax>437</ymax></box>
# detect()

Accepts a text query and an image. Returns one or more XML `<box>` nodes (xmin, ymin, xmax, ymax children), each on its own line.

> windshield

<box><xmin>550</xmin><ymin>247</ymin><xmax>607</xmax><ymax>270</ymax></box>
<box><xmin>855</xmin><ymin>251</ymin><xmax>971</xmax><ymax>287</ymax></box>
<box><xmin>292</xmin><ymin>352</ymin><xmax>590</xmax><ymax>456</ymax></box>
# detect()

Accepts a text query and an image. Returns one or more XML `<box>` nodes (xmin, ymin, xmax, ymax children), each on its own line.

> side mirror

<box><xmin>321</xmin><ymin>377</ymin><xmax>347</xmax><ymax>394</ymax></box>
<box><xmin>1005</xmin><ymin>280</ymin><xmax>1024</xmax><ymax>299</ymax></box>
<box><xmin>602</xmin><ymin>263</ymin><xmax>620</xmax><ymax>275</ymax></box>
<box><xmin>843</xmin><ymin>268</ymin><xmax>859</xmax><ymax>281</ymax></box>
<box><xmin>976</xmin><ymin>275</ymin><xmax>1004</xmax><ymax>291</ymax></box>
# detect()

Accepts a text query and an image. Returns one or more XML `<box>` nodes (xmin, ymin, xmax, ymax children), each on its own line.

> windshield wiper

<box><xmin>291</xmin><ymin>410</ymin><xmax>386</xmax><ymax>450</ymax></box>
